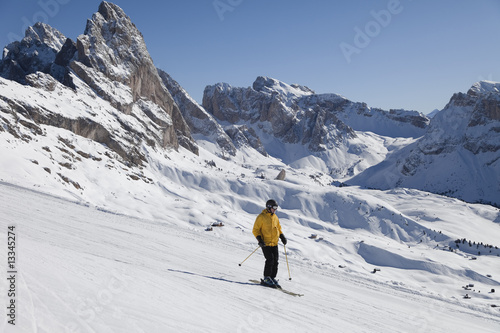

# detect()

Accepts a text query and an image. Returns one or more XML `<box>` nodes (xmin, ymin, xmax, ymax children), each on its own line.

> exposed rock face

<box><xmin>275</xmin><ymin>169</ymin><xmax>286</xmax><ymax>180</ymax></box>
<box><xmin>203</xmin><ymin>77</ymin><xmax>429</xmax><ymax>153</ymax></box>
<box><xmin>0</xmin><ymin>22</ymin><xmax>67</xmax><ymax>84</ymax></box>
<box><xmin>224</xmin><ymin>125</ymin><xmax>267</xmax><ymax>156</ymax></box>
<box><xmin>72</xmin><ymin>1</ymin><xmax>197</xmax><ymax>154</ymax></box>
<box><xmin>157</xmin><ymin>69</ymin><xmax>236</xmax><ymax>156</ymax></box>
<box><xmin>350</xmin><ymin>80</ymin><xmax>500</xmax><ymax>207</ymax></box>
<box><xmin>416</xmin><ymin>81</ymin><xmax>500</xmax><ymax>157</ymax></box>
<box><xmin>53</xmin><ymin>38</ymin><xmax>78</xmax><ymax>88</ymax></box>
<box><xmin>201</xmin><ymin>76</ymin><xmax>430</xmax><ymax>177</ymax></box>
<box><xmin>203</xmin><ymin>77</ymin><xmax>356</xmax><ymax>153</ymax></box>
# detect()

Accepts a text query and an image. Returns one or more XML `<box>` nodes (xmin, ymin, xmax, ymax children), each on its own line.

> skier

<box><xmin>252</xmin><ymin>199</ymin><xmax>287</xmax><ymax>288</ymax></box>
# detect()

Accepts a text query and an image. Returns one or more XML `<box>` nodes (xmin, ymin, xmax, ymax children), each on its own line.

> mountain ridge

<box><xmin>0</xmin><ymin>1</ymin><xmax>498</xmax><ymax>208</ymax></box>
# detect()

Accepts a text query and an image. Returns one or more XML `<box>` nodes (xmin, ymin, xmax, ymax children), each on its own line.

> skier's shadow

<box><xmin>167</xmin><ymin>268</ymin><xmax>256</xmax><ymax>286</ymax></box>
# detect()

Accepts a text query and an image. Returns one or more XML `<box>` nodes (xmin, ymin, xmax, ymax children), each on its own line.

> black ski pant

<box><xmin>262</xmin><ymin>245</ymin><xmax>279</xmax><ymax>278</ymax></box>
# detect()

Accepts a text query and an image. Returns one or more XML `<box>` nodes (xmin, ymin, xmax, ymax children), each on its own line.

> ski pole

<box><xmin>283</xmin><ymin>244</ymin><xmax>292</xmax><ymax>280</ymax></box>
<box><xmin>238</xmin><ymin>246</ymin><xmax>260</xmax><ymax>266</ymax></box>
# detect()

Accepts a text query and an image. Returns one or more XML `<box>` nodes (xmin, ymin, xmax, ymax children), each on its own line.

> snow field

<box><xmin>1</xmin><ymin>180</ymin><xmax>500</xmax><ymax>332</ymax></box>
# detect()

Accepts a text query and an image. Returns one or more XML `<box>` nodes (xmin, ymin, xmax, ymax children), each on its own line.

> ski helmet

<box><xmin>266</xmin><ymin>199</ymin><xmax>278</xmax><ymax>209</ymax></box>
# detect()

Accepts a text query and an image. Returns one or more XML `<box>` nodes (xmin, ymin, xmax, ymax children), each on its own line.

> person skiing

<box><xmin>252</xmin><ymin>199</ymin><xmax>287</xmax><ymax>288</ymax></box>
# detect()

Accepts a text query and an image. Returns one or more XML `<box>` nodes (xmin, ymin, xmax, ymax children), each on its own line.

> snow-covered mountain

<box><xmin>203</xmin><ymin>76</ymin><xmax>428</xmax><ymax>177</ymax></box>
<box><xmin>1</xmin><ymin>1</ymin><xmax>198</xmax><ymax>165</ymax></box>
<box><xmin>350</xmin><ymin>80</ymin><xmax>500</xmax><ymax>207</ymax></box>
<box><xmin>1</xmin><ymin>2</ymin><xmax>500</xmax><ymax>331</ymax></box>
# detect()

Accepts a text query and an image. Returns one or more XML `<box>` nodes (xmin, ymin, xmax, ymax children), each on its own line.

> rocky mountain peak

<box><xmin>71</xmin><ymin>1</ymin><xmax>197</xmax><ymax>154</ymax></box>
<box><xmin>97</xmin><ymin>1</ymin><xmax>127</xmax><ymax>21</ymax></box>
<box><xmin>1</xmin><ymin>1</ymin><xmax>198</xmax><ymax>163</ymax></box>
<box><xmin>462</xmin><ymin>81</ymin><xmax>500</xmax><ymax>125</ymax></box>
<box><xmin>252</xmin><ymin>76</ymin><xmax>315</xmax><ymax>98</ymax></box>
<box><xmin>0</xmin><ymin>22</ymin><xmax>67</xmax><ymax>84</ymax></box>
<box><xmin>442</xmin><ymin>81</ymin><xmax>500</xmax><ymax>125</ymax></box>
<box><xmin>467</xmin><ymin>80</ymin><xmax>500</xmax><ymax>97</ymax></box>
<box><xmin>25</xmin><ymin>22</ymin><xmax>66</xmax><ymax>51</ymax></box>
<box><xmin>78</xmin><ymin>1</ymin><xmax>149</xmax><ymax>84</ymax></box>
<box><xmin>418</xmin><ymin>81</ymin><xmax>500</xmax><ymax>156</ymax></box>
<box><xmin>204</xmin><ymin>77</ymin><xmax>428</xmax><ymax>150</ymax></box>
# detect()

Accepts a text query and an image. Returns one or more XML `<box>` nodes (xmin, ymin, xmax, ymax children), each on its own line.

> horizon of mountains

<box><xmin>0</xmin><ymin>1</ymin><xmax>498</xmax><ymax>208</ymax></box>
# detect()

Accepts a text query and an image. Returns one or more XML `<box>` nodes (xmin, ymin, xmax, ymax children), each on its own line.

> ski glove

<box><xmin>280</xmin><ymin>234</ymin><xmax>287</xmax><ymax>245</ymax></box>
<box><xmin>256</xmin><ymin>236</ymin><xmax>266</xmax><ymax>248</ymax></box>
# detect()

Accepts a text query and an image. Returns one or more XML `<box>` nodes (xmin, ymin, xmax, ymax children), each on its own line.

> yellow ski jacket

<box><xmin>252</xmin><ymin>209</ymin><xmax>283</xmax><ymax>246</ymax></box>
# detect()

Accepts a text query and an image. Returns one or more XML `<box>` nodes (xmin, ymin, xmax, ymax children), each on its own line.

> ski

<box><xmin>249</xmin><ymin>279</ymin><xmax>304</xmax><ymax>297</ymax></box>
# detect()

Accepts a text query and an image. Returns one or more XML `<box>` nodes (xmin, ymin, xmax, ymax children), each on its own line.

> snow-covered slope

<box><xmin>2</xmin><ymin>165</ymin><xmax>500</xmax><ymax>332</ymax></box>
<box><xmin>350</xmin><ymin>80</ymin><xmax>500</xmax><ymax>207</ymax></box>
<box><xmin>1</xmin><ymin>2</ymin><xmax>500</xmax><ymax>331</ymax></box>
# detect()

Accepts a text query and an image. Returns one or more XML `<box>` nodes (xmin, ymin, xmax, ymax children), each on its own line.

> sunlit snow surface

<box><xmin>1</xmin><ymin>136</ymin><xmax>500</xmax><ymax>331</ymax></box>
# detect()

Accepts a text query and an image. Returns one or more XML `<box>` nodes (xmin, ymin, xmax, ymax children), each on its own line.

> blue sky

<box><xmin>1</xmin><ymin>0</ymin><xmax>499</xmax><ymax>114</ymax></box>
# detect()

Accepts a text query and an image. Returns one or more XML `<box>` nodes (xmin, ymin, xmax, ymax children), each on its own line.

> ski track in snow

<box><xmin>1</xmin><ymin>182</ymin><xmax>500</xmax><ymax>332</ymax></box>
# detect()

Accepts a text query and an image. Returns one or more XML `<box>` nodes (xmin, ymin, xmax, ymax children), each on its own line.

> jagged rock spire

<box><xmin>73</xmin><ymin>1</ymin><xmax>197</xmax><ymax>154</ymax></box>
<box><xmin>0</xmin><ymin>22</ymin><xmax>67</xmax><ymax>84</ymax></box>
